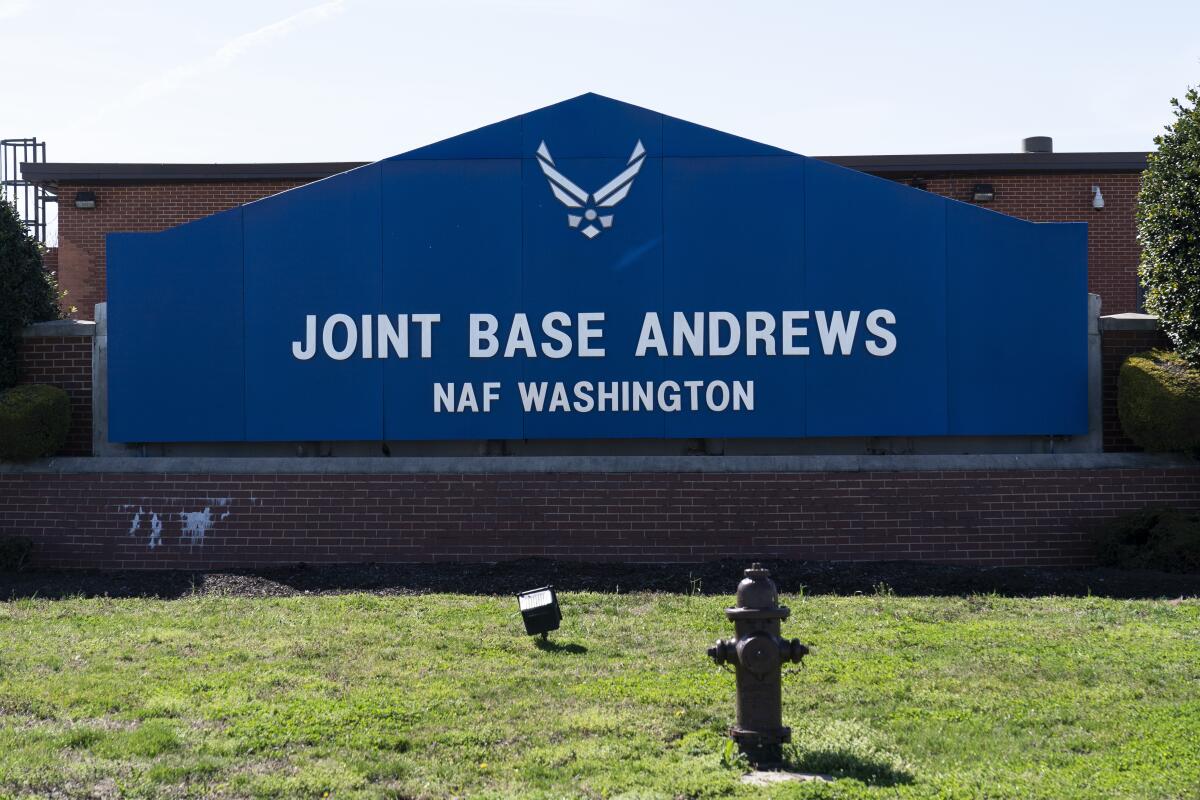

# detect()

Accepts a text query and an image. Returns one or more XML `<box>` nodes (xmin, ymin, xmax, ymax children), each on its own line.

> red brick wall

<box><xmin>1</xmin><ymin>467</ymin><xmax>1197</xmax><ymax>570</ymax></box>
<box><xmin>897</xmin><ymin>173</ymin><xmax>1142</xmax><ymax>314</ymax></box>
<box><xmin>51</xmin><ymin>169</ymin><xmax>1145</xmax><ymax>321</ymax></box>
<box><xmin>56</xmin><ymin>180</ymin><xmax>307</xmax><ymax>319</ymax></box>
<box><xmin>1101</xmin><ymin>327</ymin><xmax>1173</xmax><ymax>452</ymax></box>
<box><xmin>42</xmin><ymin>246</ymin><xmax>58</xmax><ymax>279</ymax></box>
<box><xmin>16</xmin><ymin>335</ymin><xmax>93</xmax><ymax>456</ymax></box>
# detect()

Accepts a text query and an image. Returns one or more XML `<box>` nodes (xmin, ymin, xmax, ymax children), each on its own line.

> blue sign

<box><xmin>107</xmin><ymin>94</ymin><xmax>1087</xmax><ymax>443</ymax></box>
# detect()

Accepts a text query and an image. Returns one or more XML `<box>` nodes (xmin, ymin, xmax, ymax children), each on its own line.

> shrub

<box><xmin>1117</xmin><ymin>350</ymin><xmax>1200</xmax><ymax>453</ymax></box>
<box><xmin>1096</xmin><ymin>507</ymin><xmax>1200</xmax><ymax>573</ymax></box>
<box><xmin>0</xmin><ymin>200</ymin><xmax>61</xmax><ymax>390</ymax></box>
<box><xmin>1137</xmin><ymin>85</ymin><xmax>1200</xmax><ymax>368</ymax></box>
<box><xmin>0</xmin><ymin>384</ymin><xmax>71</xmax><ymax>460</ymax></box>
<box><xmin>0</xmin><ymin>536</ymin><xmax>33</xmax><ymax>572</ymax></box>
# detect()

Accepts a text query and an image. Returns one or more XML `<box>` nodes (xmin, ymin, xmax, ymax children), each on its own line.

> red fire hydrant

<box><xmin>708</xmin><ymin>562</ymin><xmax>808</xmax><ymax>765</ymax></box>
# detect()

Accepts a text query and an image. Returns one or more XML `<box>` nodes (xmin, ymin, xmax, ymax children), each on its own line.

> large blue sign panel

<box><xmin>107</xmin><ymin>94</ymin><xmax>1087</xmax><ymax>443</ymax></box>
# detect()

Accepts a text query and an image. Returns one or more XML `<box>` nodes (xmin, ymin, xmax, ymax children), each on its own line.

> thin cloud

<box><xmin>90</xmin><ymin>0</ymin><xmax>346</xmax><ymax>122</ymax></box>
<box><xmin>0</xmin><ymin>0</ymin><xmax>31</xmax><ymax>19</ymax></box>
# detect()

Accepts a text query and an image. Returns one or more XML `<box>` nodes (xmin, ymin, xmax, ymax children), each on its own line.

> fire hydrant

<box><xmin>708</xmin><ymin>562</ymin><xmax>808</xmax><ymax>765</ymax></box>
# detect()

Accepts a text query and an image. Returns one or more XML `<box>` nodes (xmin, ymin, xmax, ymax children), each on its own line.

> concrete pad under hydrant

<box><xmin>741</xmin><ymin>770</ymin><xmax>834</xmax><ymax>786</ymax></box>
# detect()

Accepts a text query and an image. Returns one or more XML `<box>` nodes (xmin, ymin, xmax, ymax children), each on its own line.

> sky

<box><xmin>2</xmin><ymin>0</ymin><xmax>1200</xmax><ymax>166</ymax></box>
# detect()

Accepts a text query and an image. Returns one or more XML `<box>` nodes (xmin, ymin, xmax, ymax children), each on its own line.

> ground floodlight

<box><xmin>517</xmin><ymin>586</ymin><xmax>561</xmax><ymax>638</ymax></box>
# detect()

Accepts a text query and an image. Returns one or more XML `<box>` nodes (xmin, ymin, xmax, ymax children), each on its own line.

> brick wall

<box><xmin>894</xmin><ymin>173</ymin><xmax>1142</xmax><ymax>314</ymax></box>
<box><xmin>42</xmin><ymin>246</ymin><xmax>58</xmax><ymax>280</ymax></box>
<box><xmin>16</xmin><ymin>334</ymin><xmax>93</xmax><ymax>456</ymax></box>
<box><xmin>1101</xmin><ymin>326</ymin><xmax>1173</xmax><ymax>452</ymax></box>
<box><xmin>51</xmin><ymin>169</ymin><xmax>1144</xmax><ymax>320</ymax></box>
<box><xmin>56</xmin><ymin>180</ymin><xmax>308</xmax><ymax>319</ymax></box>
<box><xmin>1</xmin><ymin>467</ymin><xmax>1197</xmax><ymax>570</ymax></box>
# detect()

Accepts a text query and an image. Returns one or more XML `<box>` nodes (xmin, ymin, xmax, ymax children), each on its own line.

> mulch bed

<box><xmin>3</xmin><ymin>559</ymin><xmax>1198</xmax><ymax>601</ymax></box>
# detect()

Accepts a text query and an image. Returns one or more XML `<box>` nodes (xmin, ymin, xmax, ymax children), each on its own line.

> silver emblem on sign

<box><xmin>535</xmin><ymin>139</ymin><xmax>646</xmax><ymax>238</ymax></box>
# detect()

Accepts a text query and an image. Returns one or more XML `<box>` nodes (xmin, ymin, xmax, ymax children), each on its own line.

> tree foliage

<box><xmin>0</xmin><ymin>200</ymin><xmax>60</xmax><ymax>389</ymax></box>
<box><xmin>1138</xmin><ymin>86</ymin><xmax>1200</xmax><ymax>367</ymax></box>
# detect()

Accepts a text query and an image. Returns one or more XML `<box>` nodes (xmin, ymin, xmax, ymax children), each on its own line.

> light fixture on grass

<box><xmin>517</xmin><ymin>586</ymin><xmax>561</xmax><ymax>639</ymax></box>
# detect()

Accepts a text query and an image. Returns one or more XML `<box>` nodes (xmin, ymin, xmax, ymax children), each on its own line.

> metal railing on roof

<box><xmin>1</xmin><ymin>137</ymin><xmax>52</xmax><ymax>244</ymax></box>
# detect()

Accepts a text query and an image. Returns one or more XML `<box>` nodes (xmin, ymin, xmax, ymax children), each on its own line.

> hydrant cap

<box><xmin>735</xmin><ymin>563</ymin><xmax>779</xmax><ymax>610</ymax></box>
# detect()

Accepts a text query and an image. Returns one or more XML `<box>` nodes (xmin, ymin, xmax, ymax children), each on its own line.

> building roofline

<box><xmin>20</xmin><ymin>151</ymin><xmax>1148</xmax><ymax>186</ymax></box>
<box><xmin>19</xmin><ymin>162</ymin><xmax>369</xmax><ymax>186</ymax></box>
<box><xmin>816</xmin><ymin>151</ymin><xmax>1148</xmax><ymax>174</ymax></box>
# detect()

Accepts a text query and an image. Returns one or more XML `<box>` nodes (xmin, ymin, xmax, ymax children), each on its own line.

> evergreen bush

<box><xmin>0</xmin><ymin>536</ymin><xmax>33</xmax><ymax>572</ymax></box>
<box><xmin>1096</xmin><ymin>507</ymin><xmax>1200</xmax><ymax>573</ymax></box>
<box><xmin>1118</xmin><ymin>350</ymin><xmax>1200</xmax><ymax>453</ymax></box>
<box><xmin>1137</xmin><ymin>86</ymin><xmax>1200</xmax><ymax>367</ymax></box>
<box><xmin>0</xmin><ymin>384</ymin><xmax>71</xmax><ymax>460</ymax></box>
<box><xmin>0</xmin><ymin>200</ymin><xmax>61</xmax><ymax>390</ymax></box>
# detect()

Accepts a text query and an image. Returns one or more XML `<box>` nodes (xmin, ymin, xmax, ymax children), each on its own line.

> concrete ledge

<box><xmin>1</xmin><ymin>452</ymin><xmax>1195</xmax><ymax>475</ymax></box>
<box><xmin>21</xmin><ymin>319</ymin><xmax>96</xmax><ymax>338</ymax></box>
<box><xmin>1100</xmin><ymin>313</ymin><xmax>1160</xmax><ymax>332</ymax></box>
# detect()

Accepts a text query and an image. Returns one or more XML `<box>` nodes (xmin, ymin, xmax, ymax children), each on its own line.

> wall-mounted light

<box><xmin>971</xmin><ymin>184</ymin><xmax>995</xmax><ymax>203</ymax></box>
<box><xmin>909</xmin><ymin>177</ymin><xmax>928</xmax><ymax>191</ymax></box>
<box><xmin>74</xmin><ymin>191</ymin><xmax>97</xmax><ymax>209</ymax></box>
<box><xmin>1092</xmin><ymin>185</ymin><xmax>1105</xmax><ymax>210</ymax></box>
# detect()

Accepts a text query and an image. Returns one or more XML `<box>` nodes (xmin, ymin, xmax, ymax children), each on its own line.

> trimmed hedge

<box><xmin>0</xmin><ymin>536</ymin><xmax>33</xmax><ymax>572</ymax></box>
<box><xmin>1096</xmin><ymin>508</ymin><xmax>1200</xmax><ymax>573</ymax></box>
<box><xmin>1118</xmin><ymin>350</ymin><xmax>1200</xmax><ymax>453</ymax></box>
<box><xmin>0</xmin><ymin>384</ymin><xmax>71</xmax><ymax>461</ymax></box>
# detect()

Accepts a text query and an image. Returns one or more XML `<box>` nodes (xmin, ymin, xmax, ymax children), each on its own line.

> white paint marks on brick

<box><xmin>119</xmin><ymin>499</ymin><xmax>230</xmax><ymax>551</ymax></box>
<box><xmin>180</xmin><ymin>507</ymin><xmax>213</xmax><ymax>548</ymax></box>
<box><xmin>125</xmin><ymin>506</ymin><xmax>164</xmax><ymax>549</ymax></box>
<box><xmin>148</xmin><ymin>513</ymin><xmax>162</xmax><ymax>549</ymax></box>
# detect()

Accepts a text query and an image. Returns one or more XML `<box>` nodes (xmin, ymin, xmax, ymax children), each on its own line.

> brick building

<box><xmin>23</xmin><ymin>142</ymin><xmax>1148</xmax><ymax>321</ymax></box>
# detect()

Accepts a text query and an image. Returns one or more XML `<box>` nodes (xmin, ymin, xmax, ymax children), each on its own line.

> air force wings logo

<box><xmin>535</xmin><ymin>140</ymin><xmax>646</xmax><ymax>239</ymax></box>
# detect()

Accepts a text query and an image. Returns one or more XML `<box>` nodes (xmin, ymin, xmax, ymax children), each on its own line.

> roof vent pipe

<box><xmin>1023</xmin><ymin>136</ymin><xmax>1053</xmax><ymax>153</ymax></box>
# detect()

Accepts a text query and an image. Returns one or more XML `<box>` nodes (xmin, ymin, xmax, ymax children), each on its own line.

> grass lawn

<box><xmin>0</xmin><ymin>589</ymin><xmax>1198</xmax><ymax>799</ymax></box>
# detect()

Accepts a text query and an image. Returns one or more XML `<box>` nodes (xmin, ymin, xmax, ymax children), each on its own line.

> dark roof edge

<box><xmin>818</xmin><ymin>152</ymin><xmax>1147</xmax><ymax>174</ymax></box>
<box><xmin>19</xmin><ymin>162</ymin><xmax>369</xmax><ymax>185</ymax></box>
<box><xmin>21</xmin><ymin>151</ymin><xmax>1148</xmax><ymax>185</ymax></box>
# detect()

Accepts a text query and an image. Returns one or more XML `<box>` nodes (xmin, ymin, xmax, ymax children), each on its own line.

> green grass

<box><xmin>1</xmin><ymin>590</ymin><xmax>1198</xmax><ymax>799</ymax></box>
